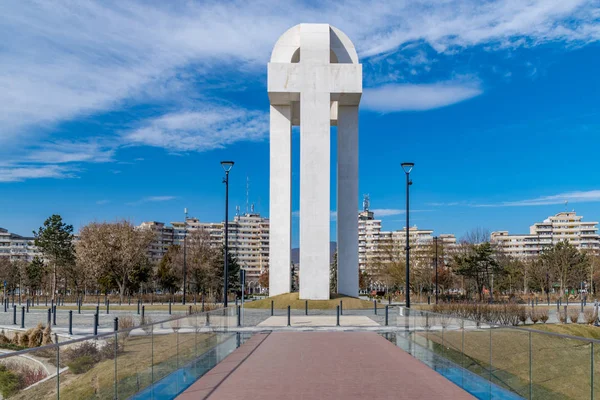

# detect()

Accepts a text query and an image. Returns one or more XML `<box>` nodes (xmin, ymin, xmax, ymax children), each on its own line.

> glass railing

<box><xmin>0</xmin><ymin>306</ymin><xmax>249</xmax><ymax>400</ymax></box>
<box><xmin>389</xmin><ymin>307</ymin><xmax>599</xmax><ymax>400</ymax></box>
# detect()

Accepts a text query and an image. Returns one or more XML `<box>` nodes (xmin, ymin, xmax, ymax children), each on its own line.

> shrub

<box><xmin>569</xmin><ymin>308</ymin><xmax>580</xmax><ymax>324</ymax></box>
<box><xmin>0</xmin><ymin>330</ymin><xmax>9</xmax><ymax>345</ymax></box>
<box><xmin>28</xmin><ymin>324</ymin><xmax>44</xmax><ymax>348</ymax></box>
<box><xmin>584</xmin><ymin>309</ymin><xmax>597</xmax><ymax>325</ymax></box>
<box><xmin>63</xmin><ymin>341</ymin><xmax>100</xmax><ymax>364</ymax></box>
<box><xmin>539</xmin><ymin>309</ymin><xmax>549</xmax><ymax>324</ymax></box>
<box><xmin>18</xmin><ymin>332</ymin><xmax>29</xmax><ymax>347</ymax></box>
<box><xmin>11</xmin><ymin>333</ymin><xmax>20</xmax><ymax>345</ymax></box>
<box><xmin>67</xmin><ymin>355</ymin><xmax>96</xmax><ymax>374</ymax></box>
<box><xmin>2</xmin><ymin>361</ymin><xmax>47</xmax><ymax>387</ymax></box>
<box><xmin>518</xmin><ymin>308</ymin><xmax>528</xmax><ymax>325</ymax></box>
<box><xmin>41</xmin><ymin>325</ymin><xmax>53</xmax><ymax>345</ymax></box>
<box><xmin>529</xmin><ymin>310</ymin><xmax>539</xmax><ymax>324</ymax></box>
<box><xmin>0</xmin><ymin>364</ymin><xmax>23</xmax><ymax>398</ymax></box>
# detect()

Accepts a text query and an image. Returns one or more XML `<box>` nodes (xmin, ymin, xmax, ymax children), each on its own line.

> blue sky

<box><xmin>1</xmin><ymin>1</ymin><xmax>600</xmax><ymax>247</ymax></box>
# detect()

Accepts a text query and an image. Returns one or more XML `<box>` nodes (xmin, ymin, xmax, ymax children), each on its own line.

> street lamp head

<box><xmin>221</xmin><ymin>160</ymin><xmax>235</xmax><ymax>172</ymax></box>
<box><xmin>401</xmin><ymin>162</ymin><xmax>414</xmax><ymax>174</ymax></box>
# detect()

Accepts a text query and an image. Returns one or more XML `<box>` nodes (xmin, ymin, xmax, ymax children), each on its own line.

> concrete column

<box><xmin>299</xmin><ymin>24</ymin><xmax>331</xmax><ymax>300</ymax></box>
<box><xmin>337</xmin><ymin>105</ymin><xmax>359</xmax><ymax>297</ymax></box>
<box><xmin>299</xmin><ymin>90</ymin><xmax>331</xmax><ymax>300</ymax></box>
<box><xmin>269</xmin><ymin>104</ymin><xmax>292</xmax><ymax>296</ymax></box>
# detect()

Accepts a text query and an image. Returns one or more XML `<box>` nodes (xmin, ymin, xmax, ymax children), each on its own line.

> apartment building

<box><xmin>138</xmin><ymin>222</ymin><xmax>174</xmax><ymax>264</ymax></box>
<box><xmin>491</xmin><ymin>211</ymin><xmax>600</xmax><ymax>258</ymax></box>
<box><xmin>0</xmin><ymin>227</ymin><xmax>41</xmax><ymax>262</ymax></box>
<box><xmin>140</xmin><ymin>207</ymin><xmax>269</xmax><ymax>286</ymax></box>
<box><xmin>357</xmin><ymin>196</ymin><xmax>457</xmax><ymax>274</ymax></box>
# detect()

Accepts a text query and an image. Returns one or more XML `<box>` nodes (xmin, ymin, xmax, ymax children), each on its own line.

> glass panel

<box><xmin>117</xmin><ymin>325</ymin><xmax>153</xmax><ymax>398</ymax></box>
<box><xmin>594</xmin><ymin>342</ymin><xmax>599</xmax><ymax>400</ymax></box>
<box><xmin>531</xmin><ymin>330</ymin><xmax>591</xmax><ymax>399</ymax></box>
<box><xmin>490</xmin><ymin>327</ymin><xmax>530</xmax><ymax>399</ymax></box>
<box><xmin>7</xmin><ymin>346</ymin><xmax>59</xmax><ymax>400</ymax></box>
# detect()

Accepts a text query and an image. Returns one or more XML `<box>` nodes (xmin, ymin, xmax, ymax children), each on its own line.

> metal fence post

<box><xmin>271</xmin><ymin>300</ymin><xmax>274</xmax><ymax>316</ymax></box>
<box><xmin>26</xmin><ymin>299</ymin><xmax>29</xmax><ymax>313</ymax></box>
<box><xmin>94</xmin><ymin>313</ymin><xmax>98</xmax><ymax>336</ymax></box>
<box><xmin>340</xmin><ymin>300</ymin><xmax>343</xmax><ymax>315</ymax></box>
<box><xmin>12</xmin><ymin>305</ymin><xmax>16</xmax><ymax>325</ymax></box>
<box><xmin>68</xmin><ymin>310</ymin><xmax>73</xmax><ymax>335</ymax></box>
<box><xmin>20</xmin><ymin>306</ymin><xmax>25</xmax><ymax>328</ymax></box>
<box><xmin>53</xmin><ymin>305</ymin><xmax>57</xmax><ymax>326</ymax></box>
<box><xmin>78</xmin><ymin>300</ymin><xmax>81</xmax><ymax>314</ymax></box>
<box><xmin>169</xmin><ymin>299</ymin><xmax>172</xmax><ymax>315</ymax></box>
<box><xmin>305</xmin><ymin>300</ymin><xmax>308</xmax><ymax>316</ymax></box>
<box><xmin>137</xmin><ymin>300</ymin><xmax>140</xmax><ymax>315</ymax></box>
<box><xmin>374</xmin><ymin>300</ymin><xmax>377</xmax><ymax>315</ymax></box>
<box><xmin>141</xmin><ymin>305</ymin><xmax>145</xmax><ymax>321</ymax></box>
<box><xmin>287</xmin><ymin>305</ymin><xmax>291</xmax><ymax>326</ymax></box>
<box><xmin>385</xmin><ymin>305</ymin><xmax>389</xmax><ymax>326</ymax></box>
<box><xmin>336</xmin><ymin>305</ymin><xmax>340</xmax><ymax>326</ymax></box>
<box><xmin>237</xmin><ymin>305</ymin><xmax>241</xmax><ymax>327</ymax></box>
<box><xmin>107</xmin><ymin>299</ymin><xmax>110</xmax><ymax>314</ymax></box>
<box><xmin>47</xmin><ymin>308</ymin><xmax>51</xmax><ymax>326</ymax></box>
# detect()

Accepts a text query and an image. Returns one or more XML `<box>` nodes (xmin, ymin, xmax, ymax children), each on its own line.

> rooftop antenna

<box><xmin>363</xmin><ymin>194</ymin><xmax>370</xmax><ymax>212</ymax></box>
<box><xmin>236</xmin><ymin>205</ymin><xmax>240</xmax><ymax>217</ymax></box>
<box><xmin>246</xmin><ymin>176</ymin><xmax>250</xmax><ymax>214</ymax></box>
<box><xmin>564</xmin><ymin>200</ymin><xmax>568</xmax><ymax>211</ymax></box>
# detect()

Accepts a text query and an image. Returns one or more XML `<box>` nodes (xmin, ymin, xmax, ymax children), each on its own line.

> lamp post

<box><xmin>221</xmin><ymin>161</ymin><xmax>234</xmax><ymax>307</ymax></box>
<box><xmin>434</xmin><ymin>236</ymin><xmax>439</xmax><ymax>304</ymax></box>
<box><xmin>182</xmin><ymin>208</ymin><xmax>188</xmax><ymax>305</ymax></box>
<box><xmin>401</xmin><ymin>162</ymin><xmax>414</xmax><ymax>308</ymax></box>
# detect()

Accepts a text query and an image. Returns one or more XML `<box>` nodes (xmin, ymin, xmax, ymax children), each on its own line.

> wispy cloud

<box><xmin>0</xmin><ymin>165</ymin><xmax>76</xmax><ymax>182</ymax></box>
<box><xmin>2</xmin><ymin>0</ymin><xmax>598</xmax><ymax>138</ymax></box>
<box><xmin>362</xmin><ymin>81</ymin><xmax>483</xmax><ymax>112</ymax></box>
<box><xmin>475</xmin><ymin>190</ymin><xmax>600</xmax><ymax>207</ymax></box>
<box><xmin>428</xmin><ymin>190</ymin><xmax>600</xmax><ymax>208</ymax></box>
<box><xmin>96</xmin><ymin>200</ymin><xmax>110</xmax><ymax>205</ymax></box>
<box><xmin>127</xmin><ymin>196</ymin><xmax>177</xmax><ymax>206</ymax></box>
<box><xmin>25</xmin><ymin>141</ymin><xmax>115</xmax><ymax>164</ymax></box>
<box><xmin>124</xmin><ymin>106</ymin><xmax>268</xmax><ymax>152</ymax></box>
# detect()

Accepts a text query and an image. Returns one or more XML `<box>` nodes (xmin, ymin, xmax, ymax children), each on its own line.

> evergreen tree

<box><xmin>33</xmin><ymin>215</ymin><xmax>74</xmax><ymax>301</ymax></box>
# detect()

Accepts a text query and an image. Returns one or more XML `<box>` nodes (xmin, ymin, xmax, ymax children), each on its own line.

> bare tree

<box><xmin>461</xmin><ymin>227</ymin><xmax>491</xmax><ymax>245</ymax></box>
<box><xmin>76</xmin><ymin>221</ymin><xmax>154</xmax><ymax>301</ymax></box>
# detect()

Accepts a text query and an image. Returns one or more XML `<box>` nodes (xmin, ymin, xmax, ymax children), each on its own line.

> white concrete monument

<box><xmin>268</xmin><ymin>24</ymin><xmax>362</xmax><ymax>300</ymax></box>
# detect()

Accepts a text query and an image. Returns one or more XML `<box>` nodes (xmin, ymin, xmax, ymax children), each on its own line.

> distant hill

<box><xmin>291</xmin><ymin>242</ymin><xmax>337</xmax><ymax>264</ymax></box>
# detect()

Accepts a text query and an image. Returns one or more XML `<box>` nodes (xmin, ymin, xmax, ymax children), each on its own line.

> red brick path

<box><xmin>177</xmin><ymin>331</ymin><xmax>474</xmax><ymax>400</ymax></box>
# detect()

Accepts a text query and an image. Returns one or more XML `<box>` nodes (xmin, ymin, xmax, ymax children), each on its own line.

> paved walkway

<box><xmin>177</xmin><ymin>331</ymin><xmax>474</xmax><ymax>400</ymax></box>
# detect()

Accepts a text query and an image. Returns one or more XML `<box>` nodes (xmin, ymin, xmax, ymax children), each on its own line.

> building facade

<box><xmin>491</xmin><ymin>211</ymin><xmax>600</xmax><ymax>258</ymax></box>
<box><xmin>0</xmin><ymin>227</ymin><xmax>41</xmax><ymax>262</ymax></box>
<box><xmin>140</xmin><ymin>208</ymin><xmax>269</xmax><ymax>287</ymax></box>
<box><xmin>357</xmin><ymin>197</ymin><xmax>457</xmax><ymax>286</ymax></box>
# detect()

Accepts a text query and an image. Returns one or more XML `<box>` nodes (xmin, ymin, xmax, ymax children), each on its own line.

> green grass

<box><xmin>244</xmin><ymin>292</ymin><xmax>373</xmax><ymax>310</ymax></box>
<box><xmin>418</xmin><ymin>322</ymin><xmax>599</xmax><ymax>399</ymax></box>
<box><xmin>523</xmin><ymin>322</ymin><xmax>600</xmax><ymax>340</ymax></box>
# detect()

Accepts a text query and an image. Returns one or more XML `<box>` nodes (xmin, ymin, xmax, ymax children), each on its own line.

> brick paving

<box><xmin>177</xmin><ymin>331</ymin><xmax>474</xmax><ymax>400</ymax></box>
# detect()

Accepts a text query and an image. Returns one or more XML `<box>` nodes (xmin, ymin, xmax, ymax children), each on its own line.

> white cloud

<box><xmin>362</xmin><ymin>81</ymin><xmax>483</xmax><ymax>112</ymax></box>
<box><xmin>25</xmin><ymin>141</ymin><xmax>115</xmax><ymax>164</ymax></box>
<box><xmin>124</xmin><ymin>107</ymin><xmax>268</xmax><ymax>152</ymax></box>
<box><xmin>476</xmin><ymin>190</ymin><xmax>600</xmax><ymax>207</ymax></box>
<box><xmin>1</xmin><ymin>0</ymin><xmax>599</xmax><ymax>141</ymax></box>
<box><xmin>0</xmin><ymin>165</ymin><xmax>75</xmax><ymax>182</ymax></box>
<box><xmin>96</xmin><ymin>200</ymin><xmax>110</xmax><ymax>205</ymax></box>
<box><xmin>127</xmin><ymin>196</ymin><xmax>177</xmax><ymax>206</ymax></box>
